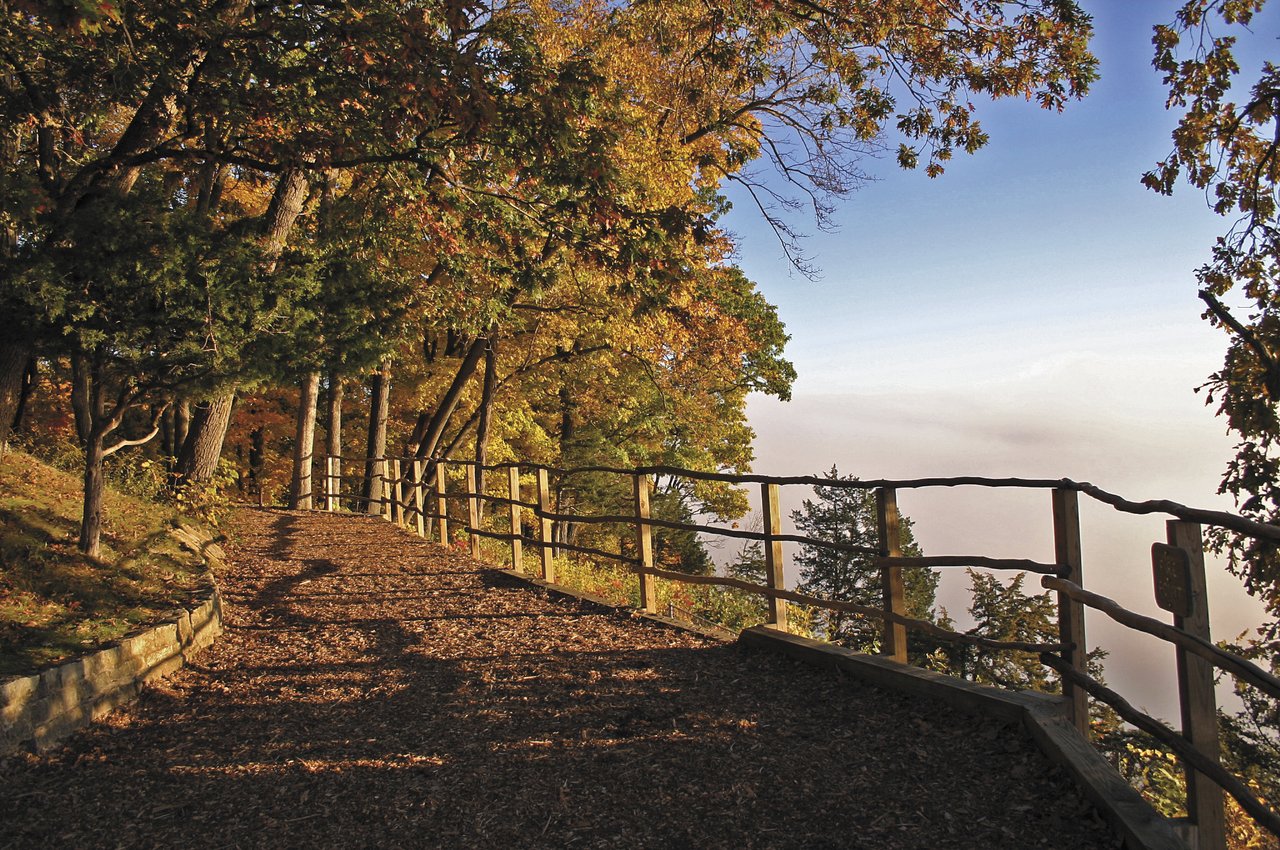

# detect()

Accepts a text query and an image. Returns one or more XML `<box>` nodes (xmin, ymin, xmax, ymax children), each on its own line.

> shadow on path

<box><xmin>0</xmin><ymin>508</ymin><xmax>1119</xmax><ymax>850</ymax></box>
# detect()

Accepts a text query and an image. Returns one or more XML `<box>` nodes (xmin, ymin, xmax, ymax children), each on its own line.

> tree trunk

<box><xmin>361</xmin><ymin>359</ymin><xmax>391</xmax><ymax>514</ymax></box>
<box><xmin>0</xmin><ymin>339</ymin><xmax>31</xmax><ymax>457</ymax></box>
<box><xmin>173</xmin><ymin>398</ymin><xmax>190</xmax><ymax>457</ymax></box>
<box><xmin>326</xmin><ymin>373</ymin><xmax>343</xmax><ymax>505</ymax></box>
<box><xmin>262</xmin><ymin>168</ymin><xmax>309</xmax><ymax>260</ymax></box>
<box><xmin>10</xmin><ymin>356</ymin><xmax>37</xmax><ymax>436</ymax></box>
<box><xmin>415</xmin><ymin>336</ymin><xmax>487</xmax><ymax>463</ymax></box>
<box><xmin>161</xmin><ymin>407</ymin><xmax>173</xmax><ymax>457</ymax></box>
<box><xmin>473</xmin><ymin>337</ymin><xmax>498</xmax><ymax>523</ymax></box>
<box><xmin>70</xmin><ymin>351</ymin><xmax>93</xmax><ymax>447</ymax></box>
<box><xmin>176</xmin><ymin>393</ymin><xmax>235</xmax><ymax>484</ymax></box>
<box><xmin>289</xmin><ymin>371</ymin><xmax>321</xmax><ymax>510</ymax></box>
<box><xmin>78</xmin><ymin>355</ymin><xmax>108</xmax><ymax>557</ymax></box>
<box><xmin>80</xmin><ymin>427</ymin><xmax>107</xmax><ymax>557</ymax></box>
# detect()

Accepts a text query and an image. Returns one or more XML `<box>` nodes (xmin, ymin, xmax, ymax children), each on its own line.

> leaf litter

<box><xmin>0</xmin><ymin>508</ymin><xmax>1121</xmax><ymax>849</ymax></box>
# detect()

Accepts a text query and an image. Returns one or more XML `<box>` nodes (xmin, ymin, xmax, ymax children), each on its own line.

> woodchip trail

<box><xmin>0</xmin><ymin>508</ymin><xmax>1121</xmax><ymax>848</ymax></box>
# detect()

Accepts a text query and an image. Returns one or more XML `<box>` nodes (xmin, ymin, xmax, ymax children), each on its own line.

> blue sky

<box><xmin>719</xmin><ymin>1</ymin><xmax>1280</xmax><ymax>719</ymax></box>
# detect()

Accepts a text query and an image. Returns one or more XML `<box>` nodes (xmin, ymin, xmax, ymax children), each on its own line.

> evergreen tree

<box><xmin>946</xmin><ymin>569</ymin><xmax>1059</xmax><ymax>691</ymax></box>
<box><xmin>792</xmin><ymin>466</ymin><xmax>936</xmax><ymax>653</ymax></box>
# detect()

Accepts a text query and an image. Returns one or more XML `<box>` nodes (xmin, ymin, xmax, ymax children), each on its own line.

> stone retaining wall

<box><xmin>0</xmin><ymin>527</ymin><xmax>225</xmax><ymax>755</ymax></box>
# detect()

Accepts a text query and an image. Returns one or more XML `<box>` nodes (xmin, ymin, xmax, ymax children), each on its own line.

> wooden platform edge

<box><xmin>738</xmin><ymin>625</ymin><xmax>1189</xmax><ymax>850</ymax></box>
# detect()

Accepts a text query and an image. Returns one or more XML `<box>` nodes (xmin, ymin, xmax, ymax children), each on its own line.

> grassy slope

<box><xmin>0</xmin><ymin>450</ymin><xmax>211</xmax><ymax>676</ymax></box>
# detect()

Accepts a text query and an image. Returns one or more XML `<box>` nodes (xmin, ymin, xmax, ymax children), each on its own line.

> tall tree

<box><xmin>792</xmin><ymin>467</ymin><xmax>936</xmax><ymax>653</ymax></box>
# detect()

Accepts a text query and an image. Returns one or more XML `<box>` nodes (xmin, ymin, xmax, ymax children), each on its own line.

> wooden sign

<box><xmin>1152</xmin><ymin>543</ymin><xmax>1193</xmax><ymax>618</ymax></box>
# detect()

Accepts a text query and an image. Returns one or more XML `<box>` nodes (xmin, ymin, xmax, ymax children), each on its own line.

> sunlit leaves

<box><xmin>1147</xmin><ymin>2</ymin><xmax>1280</xmax><ymax>616</ymax></box>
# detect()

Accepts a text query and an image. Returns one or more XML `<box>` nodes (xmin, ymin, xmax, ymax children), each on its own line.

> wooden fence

<box><xmin>310</xmin><ymin>453</ymin><xmax>1280</xmax><ymax>850</ymax></box>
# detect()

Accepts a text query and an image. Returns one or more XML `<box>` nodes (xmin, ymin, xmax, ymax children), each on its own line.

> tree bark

<box><xmin>80</xmin><ymin>426</ymin><xmax>107</xmax><ymax>558</ymax></box>
<box><xmin>176</xmin><ymin>394</ymin><xmax>235</xmax><ymax>484</ymax></box>
<box><xmin>262</xmin><ymin>168</ymin><xmax>309</xmax><ymax>260</ymax></box>
<box><xmin>289</xmin><ymin>371</ymin><xmax>321</xmax><ymax>510</ymax></box>
<box><xmin>70</xmin><ymin>351</ymin><xmax>92</xmax><ymax>447</ymax></box>
<box><xmin>78</xmin><ymin>353</ymin><xmax>110</xmax><ymax>558</ymax></box>
<box><xmin>0</xmin><ymin>339</ymin><xmax>30</xmax><ymax>458</ymax></box>
<box><xmin>415</xmin><ymin>336</ymin><xmax>487</xmax><ymax>463</ymax></box>
<box><xmin>10</xmin><ymin>356</ymin><xmax>37</xmax><ymax>436</ymax></box>
<box><xmin>173</xmin><ymin>398</ymin><xmax>190</xmax><ymax>457</ymax></box>
<box><xmin>361</xmin><ymin>359</ymin><xmax>391</xmax><ymax>514</ymax></box>
<box><xmin>473</xmin><ymin>337</ymin><xmax>498</xmax><ymax>522</ymax></box>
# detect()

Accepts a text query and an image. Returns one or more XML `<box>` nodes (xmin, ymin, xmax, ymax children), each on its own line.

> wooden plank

<box><xmin>466</xmin><ymin>463</ymin><xmax>482</xmax><ymax>559</ymax></box>
<box><xmin>761</xmin><ymin>481</ymin><xmax>787</xmax><ymax>630</ymax></box>
<box><xmin>413</xmin><ymin>459</ymin><xmax>426</xmax><ymax>538</ymax></box>
<box><xmin>1052</xmin><ymin>487</ymin><xmax>1088</xmax><ymax>735</ymax></box>
<box><xmin>508</xmin><ymin>466</ymin><xmax>523</xmax><ymax>572</ymax></box>
<box><xmin>536</xmin><ymin>467</ymin><xmax>555</xmax><ymax>582</ymax></box>
<box><xmin>634</xmin><ymin>474</ymin><xmax>656</xmax><ymax>614</ymax></box>
<box><xmin>876</xmin><ymin>488</ymin><xmax>906</xmax><ymax>663</ymax></box>
<box><xmin>435</xmin><ymin>462</ymin><xmax>449</xmax><ymax>544</ymax></box>
<box><xmin>1168</xmin><ymin>521</ymin><xmax>1226</xmax><ymax>850</ymax></box>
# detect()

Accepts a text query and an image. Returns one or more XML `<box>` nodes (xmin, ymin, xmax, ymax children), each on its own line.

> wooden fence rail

<box><xmin>310</xmin><ymin>453</ymin><xmax>1280</xmax><ymax>849</ymax></box>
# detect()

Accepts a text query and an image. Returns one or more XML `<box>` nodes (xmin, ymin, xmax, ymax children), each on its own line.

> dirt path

<box><xmin>1</xmin><ymin>508</ymin><xmax>1120</xmax><ymax>848</ymax></box>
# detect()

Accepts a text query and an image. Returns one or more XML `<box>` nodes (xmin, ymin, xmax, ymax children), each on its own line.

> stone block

<box><xmin>175</xmin><ymin>610</ymin><xmax>193</xmax><ymax>646</ymax></box>
<box><xmin>1</xmin><ymin>674</ymin><xmax>39</xmax><ymax>725</ymax></box>
<box><xmin>1</xmin><ymin>564</ymin><xmax>224</xmax><ymax>754</ymax></box>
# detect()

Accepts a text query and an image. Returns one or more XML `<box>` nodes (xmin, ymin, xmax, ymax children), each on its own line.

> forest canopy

<box><xmin>0</xmin><ymin>0</ymin><xmax>1097</xmax><ymax>556</ymax></box>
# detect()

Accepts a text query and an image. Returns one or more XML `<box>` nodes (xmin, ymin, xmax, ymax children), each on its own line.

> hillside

<box><xmin>0</xmin><ymin>451</ymin><xmax>212</xmax><ymax>676</ymax></box>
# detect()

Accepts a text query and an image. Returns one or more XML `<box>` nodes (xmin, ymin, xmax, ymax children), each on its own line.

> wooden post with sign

<box><xmin>536</xmin><ymin>468</ymin><xmax>556</xmax><ymax>582</ymax></box>
<box><xmin>1052</xmin><ymin>488</ymin><xmax>1088</xmax><ymax>736</ymax></box>
<box><xmin>1158</xmin><ymin>522</ymin><xmax>1226</xmax><ymax>850</ymax></box>
<box><xmin>761</xmin><ymin>482</ymin><xmax>788</xmax><ymax>630</ymax></box>
<box><xmin>389</xmin><ymin>458</ymin><xmax>403</xmax><ymax>525</ymax></box>
<box><xmin>507</xmin><ymin>466</ymin><xmax>523</xmax><ymax>572</ymax></box>
<box><xmin>412</xmin><ymin>459</ymin><xmax>426</xmax><ymax>538</ymax></box>
<box><xmin>876</xmin><ymin>488</ymin><xmax>907</xmax><ymax>662</ymax></box>
<box><xmin>634</xmin><ymin>474</ymin><xmax>657</xmax><ymax>614</ymax></box>
<box><xmin>435</xmin><ymin>462</ymin><xmax>449</xmax><ymax>545</ymax></box>
<box><xmin>466</xmin><ymin>463</ymin><xmax>482</xmax><ymax>559</ymax></box>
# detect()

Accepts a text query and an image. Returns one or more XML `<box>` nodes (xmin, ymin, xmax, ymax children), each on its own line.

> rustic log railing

<box><xmin>313</xmin><ymin>453</ymin><xmax>1280</xmax><ymax>849</ymax></box>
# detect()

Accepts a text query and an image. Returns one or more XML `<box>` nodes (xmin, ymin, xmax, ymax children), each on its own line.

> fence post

<box><xmin>324</xmin><ymin>455</ymin><xmax>338</xmax><ymax>512</ymax></box>
<box><xmin>389</xmin><ymin>458</ymin><xmax>403</xmax><ymax>525</ymax></box>
<box><xmin>761</xmin><ymin>482</ymin><xmax>788</xmax><ymax>630</ymax></box>
<box><xmin>536</xmin><ymin>467</ymin><xmax>556</xmax><ymax>582</ymax></box>
<box><xmin>633</xmin><ymin>474</ymin><xmax>657</xmax><ymax>614</ymax></box>
<box><xmin>413</xmin><ymin>458</ymin><xmax>426</xmax><ymax>538</ymax></box>
<box><xmin>507</xmin><ymin>466</ymin><xmax>523</xmax><ymax>572</ymax></box>
<box><xmin>379</xmin><ymin>458</ymin><xmax>391</xmax><ymax>521</ymax></box>
<box><xmin>466</xmin><ymin>462</ymin><xmax>482</xmax><ymax>559</ymax></box>
<box><xmin>876</xmin><ymin>487</ymin><xmax>907</xmax><ymax>662</ymax></box>
<box><xmin>435</xmin><ymin>462</ymin><xmax>449</xmax><ymax>544</ymax></box>
<box><xmin>1168</xmin><ymin>520</ymin><xmax>1227</xmax><ymax>850</ymax></box>
<box><xmin>1052</xmin><ymin>487</ymin><xmax>1089</xmax><ymax>736</ymax></box>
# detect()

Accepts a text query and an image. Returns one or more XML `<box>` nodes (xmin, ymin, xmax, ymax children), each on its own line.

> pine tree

<box><xmin>792</xmin><ymin>466</ymin><xmax>937</xmax><ymax>653</ymax></box>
